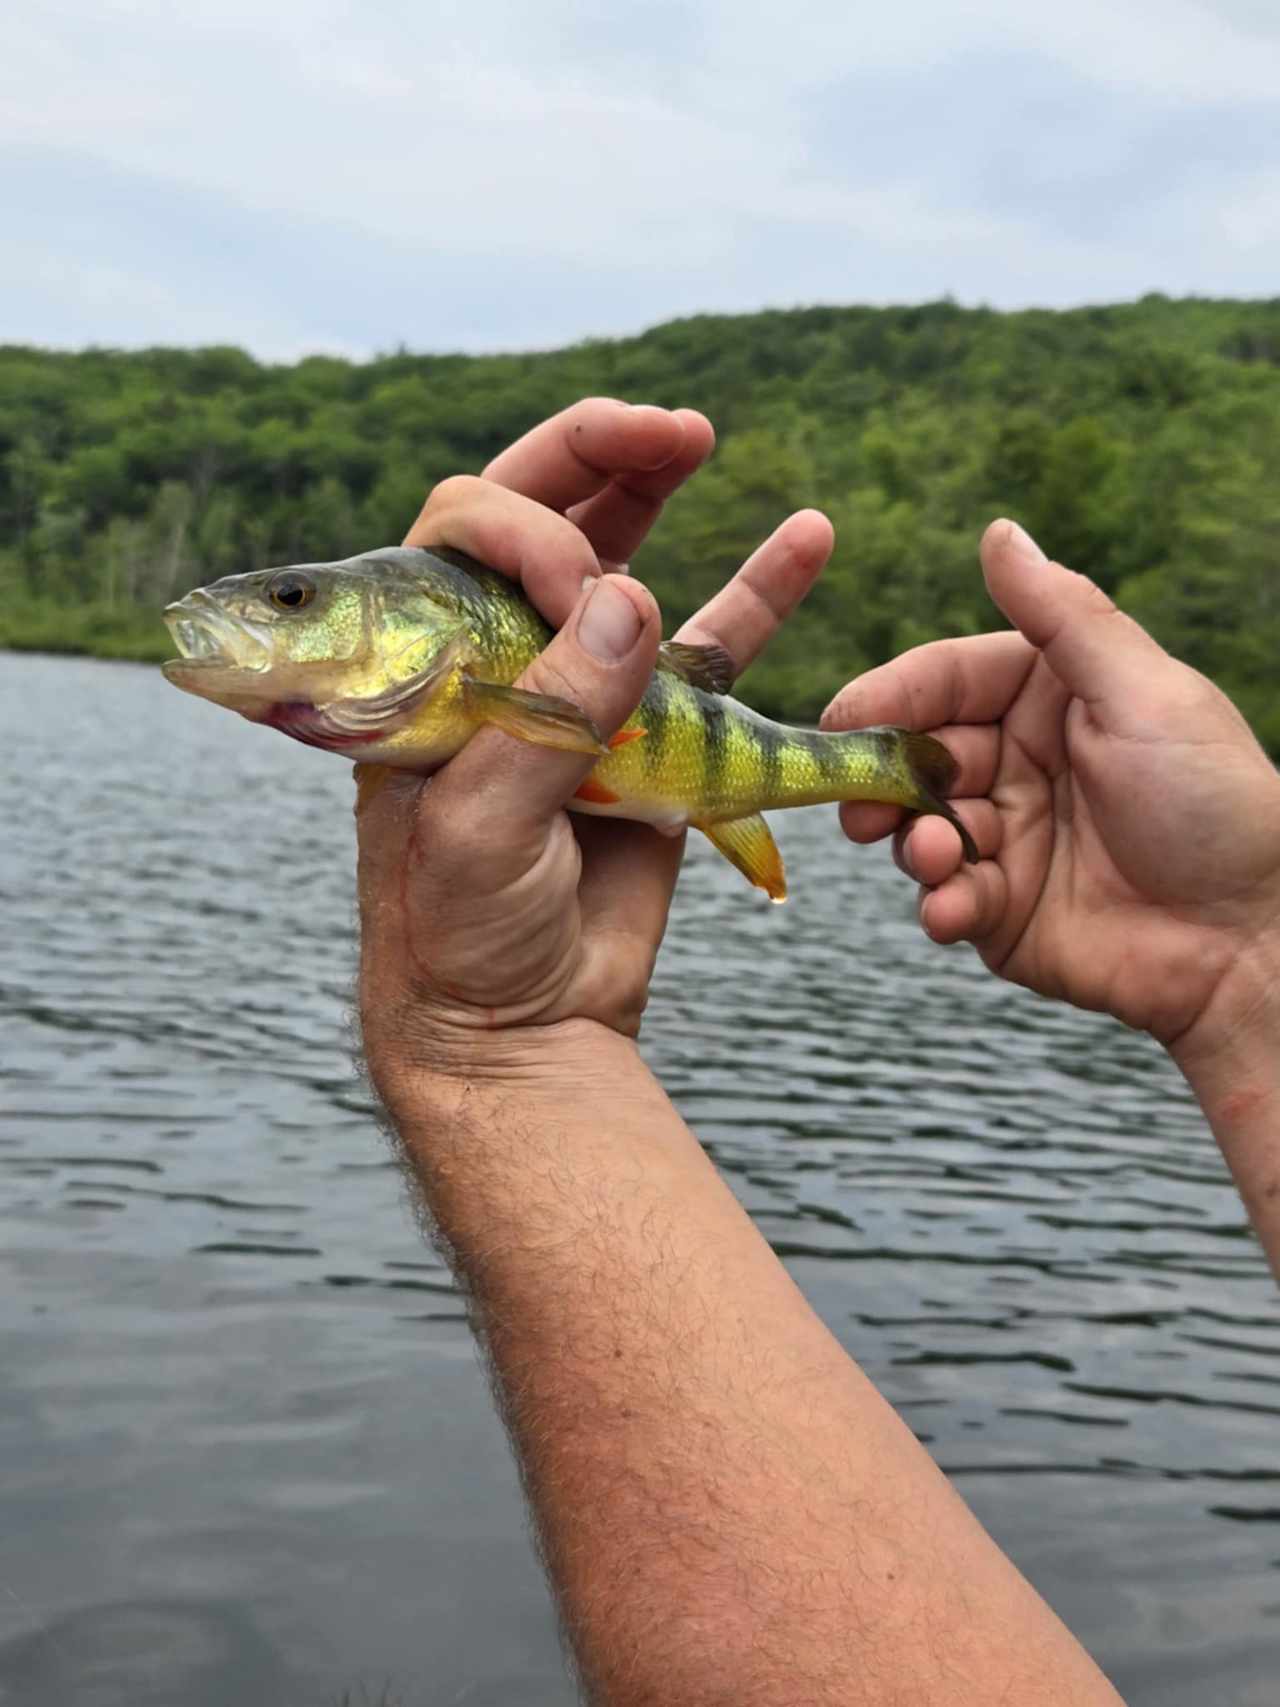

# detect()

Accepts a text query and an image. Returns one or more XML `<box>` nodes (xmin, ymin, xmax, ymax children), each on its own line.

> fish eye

<box><xmin>265</xmin><ymin>571</ymin><xmax>317</xmax><ymax>612</ymax></box>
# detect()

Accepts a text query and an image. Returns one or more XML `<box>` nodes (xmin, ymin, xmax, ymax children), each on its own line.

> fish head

<box><xmin>162</xmin><ymin>548</ymin><xmax>470</xmax><ymax>734</ymax></box>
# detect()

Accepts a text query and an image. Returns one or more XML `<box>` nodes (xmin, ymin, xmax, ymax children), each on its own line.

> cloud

<box><xmin>2</xmin><ymin>0</ymin><xmax>1278</xmax><ymax>356</ymax></box>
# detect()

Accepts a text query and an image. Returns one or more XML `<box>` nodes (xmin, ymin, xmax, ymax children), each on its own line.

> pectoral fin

<box><xmin>696</xmin><ymin>813</ymin><xmax>787</xmax><ymax>903</ymax></box>
<box><xmin>658</xmin><ymin>641</ymin><xmax>736</xmax><ymax>695</ymax></box>
<box><xmin>462</xmin><ymin>676</ymin><xmax>608</xmax><ymax>755</ymax></box>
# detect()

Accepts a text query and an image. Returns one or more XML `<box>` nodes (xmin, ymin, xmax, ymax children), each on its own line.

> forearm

<box><xmin>1172</xmin><ymin>935</ymin><xmax>1280</xmax><ymax>1276</ymax></box>
<box><xmin>376</xmin><ymin>1024</ymin><xmax>1121</xmax><ymax>1707</ymax></box>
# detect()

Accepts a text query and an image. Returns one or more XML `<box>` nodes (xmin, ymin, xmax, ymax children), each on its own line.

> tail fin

<box><xmin>900</xmin><ymin>731</ymin><xmax>979</xmax><ymax>864</ymax></box>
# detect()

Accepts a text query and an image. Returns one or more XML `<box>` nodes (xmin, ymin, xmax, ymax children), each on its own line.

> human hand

<box><xmin>357</xmin><ymin>400</ymin><xmax>833</xmax><ymax>1098</ymax></box>
<box><xmin>823</xmin><ymin>520</ymin><xmax>1280</xmax><ymax>1063</ymax></box>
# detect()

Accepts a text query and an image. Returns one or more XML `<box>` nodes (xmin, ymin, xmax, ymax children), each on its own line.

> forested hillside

<box><xmin>3</xmin><ymin>295</ymin><xmax>1278</xmax><ymax>748</ymax></box>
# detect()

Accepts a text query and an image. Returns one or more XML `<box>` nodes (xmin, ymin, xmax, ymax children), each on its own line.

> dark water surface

<box><xmin>3</xmin><ymin>651</ymin><xmax>1278</xmax><ymax>1705</ymax></box>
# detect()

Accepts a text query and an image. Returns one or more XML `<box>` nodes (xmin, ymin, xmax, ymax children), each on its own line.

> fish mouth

<box><xmin>163</xmin><ymin>591</ymin><xmax>271</xmax><ymax>674</ymax></box>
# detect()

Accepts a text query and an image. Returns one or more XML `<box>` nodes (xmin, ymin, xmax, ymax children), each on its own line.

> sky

<box><xmin>4</xmin><ymin>0</ymin><xmax>1279</xmax><ymax>359</ymax></box>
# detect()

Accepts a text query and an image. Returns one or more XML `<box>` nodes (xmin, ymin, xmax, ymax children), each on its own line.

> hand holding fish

<box><xmin>827</xmin><ymin>518</ymin><xmax>1280</xmax><ymax>1268</ymax></box>
<box><xmin>354</xmin><ymin>564</ymin><xmax>672</xmax><ymax>1078</ymax></box>
<box><xmin>353</xmin><ymin>403</ymin><xmax>836</xmax><ymax>1092</ymax></box>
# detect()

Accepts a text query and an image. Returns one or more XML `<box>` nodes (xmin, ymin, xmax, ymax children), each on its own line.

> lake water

<box><xmin>2</xmin><ymin>650</ymin><xmax>1278</xmax><ymax>1705</ymax></box>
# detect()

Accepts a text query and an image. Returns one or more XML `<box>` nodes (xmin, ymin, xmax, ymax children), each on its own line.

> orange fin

<box><xmin>608</xmin><ymin>726</ymin><xmax>647</xmax><ymax>750</ymax></box>
<box><xmin>574</xmin><ymin>777</ymin><xmax>621</xmax><ymax>805</ymax></box>
<box><xmin>696</xmin><ymin>813</ymin><xmax>787</xmax><ymax>903</ymax></box>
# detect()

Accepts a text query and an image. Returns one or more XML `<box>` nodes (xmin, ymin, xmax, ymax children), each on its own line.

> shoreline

<box><xmin>0</xmin><ymin>608</ymin><xmax>171</xmax><ymax>667</ymax></box>
<box><xmin>2</xmin><ymin>643</ymin><xmax>168</xmax><ymax>667</ymax></box>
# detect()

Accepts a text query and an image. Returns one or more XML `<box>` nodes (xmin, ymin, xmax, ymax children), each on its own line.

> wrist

<box><xmin>1169</xmin><ymin>930</ymin><xmax>1280</xmax><ymax>1146</ymax></box>
<box><xmin>1167</xmin><ymin>930</ymin><xmax>1280</xmax><ymax>1272</ymax></box>
<box><xmin>362</xmin><ymin>1012</ymin><xmax>652</xmax><ymax>1137</ymax></box>
<box><xmin>1170</xmin><ymin>931</ymin><xmax>1280</xmax><ymax>1087</ymax></box>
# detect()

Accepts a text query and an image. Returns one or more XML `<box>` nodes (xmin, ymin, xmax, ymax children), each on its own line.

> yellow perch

<box><xmin>163</xmin><ymin>546</ymin><xmax>977</xmax><ymax>900</ymax></box>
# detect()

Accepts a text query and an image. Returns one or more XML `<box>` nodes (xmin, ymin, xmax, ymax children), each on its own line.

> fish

<box><xmin>162</xmin><ymin>545</ymin><xmax>978</xmax><ymax>901</ymax></box>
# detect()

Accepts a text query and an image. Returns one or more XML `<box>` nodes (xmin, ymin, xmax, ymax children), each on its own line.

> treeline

<box><xmin>2</xmin><ymin>294</ymin><xmax>1279</xmax><ymax>749</ymax></box>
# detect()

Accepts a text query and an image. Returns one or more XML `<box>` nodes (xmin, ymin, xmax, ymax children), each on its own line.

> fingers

<box><xmin>822</xmin><ymin>519</ymin><xmax>1173</xmax><ymax>745</ymax></box>
<box><xmin>403</xmin><ymin>476</ymin><xmax>603</xmax><ymax>629</ymax></box>
<box><xmin>835</xmin><ymin>793</ymin><xmax>1010</xmax><ymax>948</ymax></box>
<box><xmin>838</xmin><ymin>725</ymin><xmax>1001</xmax><ymax>846</ymax></box>
<box><xmin>481</xmin><ymin>397</ymin><xmax>690</xmax><ymax>515</ymax></box>
<box><xmin>574</xmin><ymin>815</ymin><xmax>685</xmax><ymax>1000</ymax></box>
<box><xmin>674</xmin><ymin>509</ymin><xmax>834</xmax><ymax>678</ymax></box>
<box><xmin>919</xmin><ymin>862</ymin><xmax>1010</xmax><ymax>947</ymax></box>
<box><xmin>980</xmin><ymin>519</ymin><xmax>1167</xmax><ymax>709</ymax></box>
<box><xmin>575</xmin><ymin>814</ymin><xmax>684</xmax><ymax>929</ymax></box>
<box><xmin>430</xmin><ymin>574</ymin><xmax>661</xmax><ymax>842</ymax></box>
<box><xmin>568</xmin><ymin>408</ymin><xmax>716</xmax><ymax>569</ymax></box>
<box><xmin>823</xmin><ymin>623</ymin><xmax>1030</xmax><ymax>858</ymax></box>
<box><xmin>839</xmin><ymin>801</ymin><xmax>904</xmax><ymax>845</ymax></box>
<box><xmin>822</xmin><ymin>629</ymin><xmax>1034</xmax><ymax>735</ymax></box>
<box><xmin>893</xmin><ymin>800</ymin><xmax>1003</xmax><ymax>885</ymax></box>
<box><xmin>887</xmin><ymin>804</ymin><xmax>1009</xmax><ymax>949</ymax></box>
<box><xmin>406</xmin><ymin>402</ymin><xmax>710</xmax><ymax>620</ymax></box>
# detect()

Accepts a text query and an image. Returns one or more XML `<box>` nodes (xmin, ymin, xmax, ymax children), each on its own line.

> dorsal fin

<box><xmin>657</xmin><ymin>640</ymin><xmax>736</xmax><ymax>696</ymax></box>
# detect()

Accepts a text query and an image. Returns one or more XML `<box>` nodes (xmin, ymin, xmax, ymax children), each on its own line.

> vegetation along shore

<box><xmin>3</xmin><ymin>294</ymin><xmax>1277</xmax><ymax>751</ymax></box>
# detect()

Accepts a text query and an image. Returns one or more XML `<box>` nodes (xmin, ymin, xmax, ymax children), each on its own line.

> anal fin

<box><xmin>696</xmin><ymin>814</ymin><xmax>787</xmax><ymax>903</ymax></box>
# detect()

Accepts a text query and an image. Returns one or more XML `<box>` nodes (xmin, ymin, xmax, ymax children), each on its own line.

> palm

<box><xmin>409</xmin><ymin>812</ymin><xmax>681</xmax><ymax>1038</ymax></box>
<box><xmin>976</xmin><ymin>662</ymin><xmax>1280</xmax><ymax>1043</ymax></box>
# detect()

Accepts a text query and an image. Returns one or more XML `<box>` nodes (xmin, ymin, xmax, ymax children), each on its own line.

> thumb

<box><xmin>982</xmin><ymin>519</ymin><xmax>1166</xmax><ymax>706</ymax></box>
<box><xmin>433</xmin><ymin>572</ymin><xmax>661</xmax><ymax>831</ymax></box>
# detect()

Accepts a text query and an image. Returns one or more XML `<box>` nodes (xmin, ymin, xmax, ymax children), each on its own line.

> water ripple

<box><xmin>2</xmin><ymin>653</ymin><xmax>1277</xmax><ymax>1704</ymax></box>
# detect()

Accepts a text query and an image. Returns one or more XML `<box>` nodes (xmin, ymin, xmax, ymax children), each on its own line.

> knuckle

<box><xmin>1064</xmin><ymin>567</ymin><xmax>1118</xmax><ymax>617</ymax></box>
<box><xmin>527</xmin><ymin>652</ymin><xmax>588</xmax><ymax>702</ymax></box>
<box><xmin>975</xmin><ymin>867</ymin><xmax>1004</xmax><ymax>938</ymax></box>
<box><xmin>1143</xmin><ymin>674</ymin><xmax>1218</xmax><ymax>726</ymax></box>
<box><xmin>570</xmin><ymin>395</ymin><xmax>623</xmax><ymax>418</ymax></box>
<box><xmin>821</xmin><ymin>681</ymin><xmax>863</xmax><ymax>731</ymax></box>
<box><xmin>425</xmin><ymin>472</ymin><xmax>485</xmax><ymax>511</ymax></box>
<box><xmin>1182</xmin><ymin>663</ymin><xmax>1229</xmax><ymax>706</ymax></box>
<box><xmin>892</xmin><ymin>826</ymin><xmax>914</xmax><ymax>878</ymax></box>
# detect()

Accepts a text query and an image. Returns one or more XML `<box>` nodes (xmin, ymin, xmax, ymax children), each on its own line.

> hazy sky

<box><xmin>4</xmin><ymin>0</ymin><xmax>1278</xmax><ymax>357</ymax></box>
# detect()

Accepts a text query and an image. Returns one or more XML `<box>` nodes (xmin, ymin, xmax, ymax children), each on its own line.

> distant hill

<box><xmin>3</xmin><ymin>294</ymin><xmax>1278</xmax><ymax>749</ymax></box>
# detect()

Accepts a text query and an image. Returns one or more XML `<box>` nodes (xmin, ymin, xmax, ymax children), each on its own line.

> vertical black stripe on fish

<box><xmin>701</xmin><ymin>692</ymin><xmax>729</xmax><ymax>815</ymax></box>
<box><xmin>756</xmin><ymin>719</ymin><xmax>786</xmax><ymax>805</ymax></box>
<box><xmin>802</xmin><ymin>727</ymin><xmax>844</xmax><ymax>786</ymax></box>
<box><xmin>867</xmin><ymin>727</ymin><xmax>905</xmax><ymax>792</ymax></box>
<box><xmin>643</xmin><ymin>669</ymin><xmax>671</xmax><ymax>782</ymax></box>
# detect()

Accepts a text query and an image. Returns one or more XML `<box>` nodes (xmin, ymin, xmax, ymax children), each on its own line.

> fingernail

<box><xmin>1004</xmin><ymin>520</ymin><xmax>1046</xmax><ymax>565</ymax></box>
<box><xmin>578</xmin><ymin>576</ymin><xmax>642</xmax><ymax>661</ymax></box>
